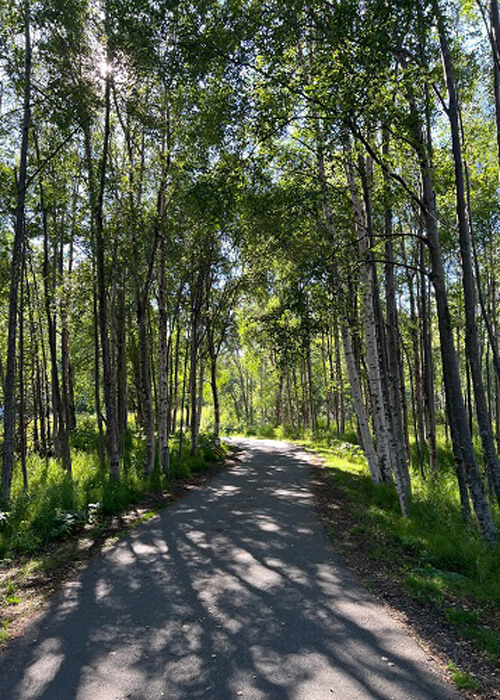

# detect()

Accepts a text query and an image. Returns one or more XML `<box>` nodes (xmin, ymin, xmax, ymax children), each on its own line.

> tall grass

<box><xmin>0</xmin><ymin>418</ymin><xmax>225</xmax><ymax>558</ymax></box>
<box><xmin>303</xmin><ymin>434</ymin><xmax>500</xmax><ymax>608</ymax></box>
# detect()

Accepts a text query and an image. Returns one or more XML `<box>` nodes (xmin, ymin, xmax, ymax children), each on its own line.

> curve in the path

<box><xmin>0</xmin><ymin>439</ymin><xmax>460</xmax><ymax>699</ymax></box>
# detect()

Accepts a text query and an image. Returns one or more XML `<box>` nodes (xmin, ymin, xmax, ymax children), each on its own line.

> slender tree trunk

<box><xmin>321</xmin><ymin>332</ymin><xmax>331</xmax><ymax>430</ymax></box>
<box><xmin>406</xmin><ymin>251</ymin><xmax>426</xmax><ymax>467</ymax></box>
<box><xmin>93</xmin><ymin>67</ymin><xmax>120</xmax><ymax>479</ymax></box>
<box><xmin>435</xmin><ymin>2</ymin><xmax>500</xmax><ymax>506</ymax></box>
<box><xmin>306</xmin><ymin>341</ymin><xmax>316</xmax><ymax>432</ymax></box>
<box><xmin>190</xmin><ymin>314</ymin><xmax>199</xmax><ymax>454</ymax></box>
<box><xmin>293</xmin><ymin>365</ymin><xmax>301</xmax><ymax>430</ymax></box>
<box><xmin>157</xmin><ymin>238</ymin><xmax>169</xmax><ymax>469</ymax></box>
<box><xmin>171</xmin><ymin>327</ymin><xmax>181</xmax><ymax>435</ymax></box>
<box><xmin>138</xmin><ymin>298</ymin><xmax>156</xmax><ymax>475</ymax></box>
<box><xmin>342</xmin><ymin>325</ymin><xmax>382</xmax><ymax>483</ymax></box>
<box><xmin>409</xmin><ymin>96</ymin><xmax>492</xmax><ymax>536</ymax></box>
<box><xmin>60</xmin><ymin>231</ymin><xmax>76</xmax><ymax>436</ymax></box>
<box><xmin>92</xmin><ymin>283</ymin><xmax>105</xmax><ymax>467</ymax></box>
<box><xmin>25</xmin><ymin>260</ymin><xmax>44</xmax><ymax>456</ymax></box>
<box><xmin>2</xmin><ymin>7</ymin><xmax>31</xmax><ymax>502</ymax></box>
<box><xmin>420</xmin><ymin>240</ymin><xmax>438</xmax><ymax>474</ymax></box>
<box><xmin>62</xmin><ymin>209</ymin><xmax>76</xmax><ymax>431</ymax></box>
<box><xmin>383</xmin><ymin>135</ymin><xmax>411</xmax><ymax>500</ymax></box>
<box><xmin>286</xmin><ymin>367</ymin><xmax>295</xmax><ymax>432</ymax></box>
<box><xmin>207</xmin><ymin>320</ymin><xmax>221</xmax><ymax>437</ymax></box>
<box><xmin>334</xmin><ymin>321</ymin><xmax>345</xmax><ymax>434</ymax></box>
<box><xmin>211</xmin><ymin>353</ymin><xmax>221</xmax><ymax>437</ymax></box>
<box><xmin>347</xmin><ymin>158</ymin><xmax>394</xmax><ymax>484</ymax></box>
<box><xmin>178</xmin><ymin>332</ymin><xmax>190</xmax><ymax>462</ymax></box>
<box><xmin>489</xmin><ymin>0</ymin><xmax>500</xmax><ymax>168</ymax></box>
<box><xmin>19</xmin><ymin>255</ymin><xmax>28</xmax><ymax>491</ymax></box>
<box><xmin>326</xmin><ymin>331</ymin><xmax>336</xmax><ymax>431</ymax></box>
<box><xmin>196</xmin><ymin>354</ymin><xmax>204</xmax><ymax>439</ymax></box>
<box><xmin>116</xmin><ymin>283</ymin><xmax>128</xmax><ymax>456</ymax></box>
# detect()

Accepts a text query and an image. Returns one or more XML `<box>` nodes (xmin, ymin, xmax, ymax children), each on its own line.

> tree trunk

<box><xmin>490</xmin><ymin>0</ymin><xmax>500</xmax><ymax>168</ymax></box>
<box><xmin>93</xmin><ymin>66</ymin><xmax>120</xmax><ymax>479</ymax></box>
<box><xmin>210</xmin><ymin>353</ymin><xmax>220</xmax><ymax>437</ymax></box>
<box><xmin>334</xmin><ymin>321</ymin><xmax>345</xmax><ymax>434</ymax></box>
<box><xmin>190</xmin><ymin>315</ymin><xmax>199</xmax><ymax>454</ymax></box>
<box><xmin>19</xmin><ymin>256</ymin><xmax>28</xmax><ymax>491</ymax></box>
<box><xmin>342</xmin><ymin>325</ymin><xmax>382</xmax><ymax>483</ymax></box>
<box><xmin>435</xmin><ymin>1</ymin><xmax>500</xmax><ymax>506</ymax></box>
<box><xmin>116</xmin><ymin>283</ymin><xmax>128</xmax><ymax>456</ymax></box>
<box><xmin>408</xmin><ymin>92</ymin><xmax>494</xmax><ymax>538</ymax></box>
<box><xmin>196</xmin><ymin>354</ymin><xmax>204</xmax><ymax>439</ymax></box>
<box><xmin>138</xmin><ymin>298</ymin><xmax>156</xmax><ymax>475</ymax></box>
<box><xmin>171</xmin><ymin>327</ymin><xmax>181</xmax><ymax>436</ymax></box>
<box><xmin>92</xmin><ymin>283</ymin><xmax>105</xmax><ymax>467</ymax></box>
<box><xmin>383</xmin><ymin>135</ymin><xmax>411</xmax><ymax>501</ymax></box>
<box><xmin>178</xmin><ymin>332</ymin><xmax>190</xmax><ymax>462</ymax></box>
<box><xmin>347</xmin><ymin>158</ymin><xmax>394</xmax><ymax>484</ymax></box>
<box><xmin>157</xmin><ymin>237</ymin><xmax>169</xmax><ymax>469</ymax></box>
<box><xmin>60</xmin><ymin>230</ymin><xmax>76</xmax><ymax>436</ymax></box>
<box><xmin>2</xmin><ymin>7</ymin><xmax>31</xmax><ymax>502</ymax></box>
<box><xmin>420</xmin><ymin>240</ymin><xmax>438</xmax><ymax>475</ymax></box>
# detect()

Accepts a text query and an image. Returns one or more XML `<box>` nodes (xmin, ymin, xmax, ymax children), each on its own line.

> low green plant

<box><xmin>404</xmin><ymin>573</ymin><xmax>445</xmax><ymax>603</ymax></box>
<box><xmin>444</xmin><ymin>607</ymin><xmax>480</xmax><ymax>626</ymax></box>
<box><xmin>257</xmin><ymin>425</ymin><xmax>277</xmax><ymax>439</ymax></box>
<box><xmin>460</xmin><ymin>624</ymin><xmax>500</xmax><ymax>662</ymax></box>
<box><xmin>446</xmin><ymin>663</ymin><xmax>481</xmax><ymax>691</ymax></box>
<box><xmin>349</xmin><ymin>524</ymin><xmax>366</xmax><ymax>536</ymax></box>
<box><xmin>50</xmin><ymin>510</ymin><xmax>87</xmax><ymax>540</ymax></box>
<box><xmin>0</xmin><ymin>620</ymin><xmax>10</xmax><ymax>644</ymax></box>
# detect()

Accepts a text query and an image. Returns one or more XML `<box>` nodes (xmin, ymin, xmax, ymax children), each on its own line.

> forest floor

<box><xmin>309</xmin><ymin>446</ymin><xmax>500</xmax><ymax>699</ymax></box>
<box><xmin>0</xmin><ymin>438</ymin><xmax>458</xmax><ymax>699</ymax></box>
<box><xmin>0</xmin><ymin>453</ymin><xmax>237</xmax><ymax>652</ymax></box>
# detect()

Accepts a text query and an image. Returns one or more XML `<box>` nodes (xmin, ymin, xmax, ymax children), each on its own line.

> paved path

<box><xmin>0</xmin><ymin>439</ymin><xmax>459</xmax><ymax>699</ymax></box>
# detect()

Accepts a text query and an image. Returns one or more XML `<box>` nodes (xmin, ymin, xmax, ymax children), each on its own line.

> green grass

<box><xmin>404</xmin><ymin>572</ymin><xmax>446</xmax><ymax>603</ymax></box>
<box><xmin>225</xmin><ymin>422</ymin><xmax>359</xmax><ymax>445</ymax></box>
<box><xmin>447</xmin><ymin>662</ymin><xmax>481</xmax><ymax>691</ymax></box>
<box><xmin>461</xmin><ymin>625</ymin><xmax>500</xmax><ymax>661</ymax></box>
<box><xmin>444</xmin><ymin>606</ymin><xmax>480</xmax><ymax>626</ymax></box>
<box><xmin>0</xmin><ymin>620</ymin><xmax>10</xmax><ymax>644</ymax></box>
<box><xmin>349</xmin><ymin>524</ymin><xmax>366</xmax><ymax>536</ymax></box>
<box><xmin>0</xmin><ymin>420</ymin><xmax>227</xmax><ymax>559</ymax></box>
<box><xmin>302</xmin><ymin>436</ymin><xmax>500</xmax><ymax>605</ymax></box>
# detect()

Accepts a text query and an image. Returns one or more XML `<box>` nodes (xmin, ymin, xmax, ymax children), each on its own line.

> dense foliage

<box><xmin>1</xmin><ymin>0</ymin><xmax>500</xmax><ymax>551</ymax></box>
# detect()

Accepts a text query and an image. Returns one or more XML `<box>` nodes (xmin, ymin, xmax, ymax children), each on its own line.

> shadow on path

<box><xmin>0</xmin><ymin>439</ymin><xmax>459</xmax><ymax>699</ymax></box>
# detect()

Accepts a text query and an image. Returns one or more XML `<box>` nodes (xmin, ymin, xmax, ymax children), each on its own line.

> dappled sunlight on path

<box><xmin>0</xmin><ymin>439</ymin><xmax>459</xmax><ymax>699</ymax></box>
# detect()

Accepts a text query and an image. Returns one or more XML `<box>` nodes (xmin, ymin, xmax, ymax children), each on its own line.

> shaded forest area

<box><xmin>1</xmin><ymin>0</ymin><xmax>500</xmax><ymax>582</ymax></box>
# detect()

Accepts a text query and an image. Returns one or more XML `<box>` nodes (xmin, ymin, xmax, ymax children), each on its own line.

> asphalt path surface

<box><xmin>0</xmin><ymin>438</ymin><xmax>460</xmax><ymax>699</ymax></box>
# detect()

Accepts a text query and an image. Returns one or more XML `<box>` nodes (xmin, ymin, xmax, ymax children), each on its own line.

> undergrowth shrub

<box><xmin>256</xmin><ymin>425</ymin><xmax>276</xmax><ymax>439</ymax></box>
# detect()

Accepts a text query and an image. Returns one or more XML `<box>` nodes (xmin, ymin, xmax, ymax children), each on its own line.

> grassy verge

<box><xmin>299</xmin><ymin>436</ymin><xmax>500</xmax><ymax>697</ymax></box>
<box><xmin>0</xmin><ymin>422</ymin><xmax>225</xmax><ymax>558</ymax></box>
